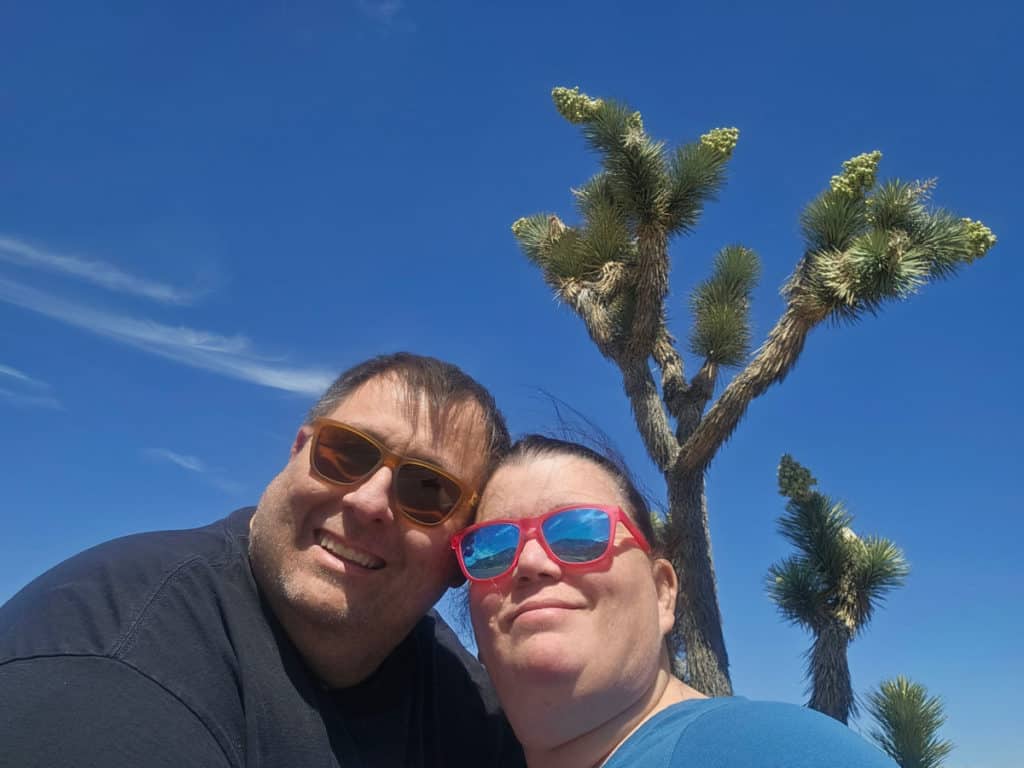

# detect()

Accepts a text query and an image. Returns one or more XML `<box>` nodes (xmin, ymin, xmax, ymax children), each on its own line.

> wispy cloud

<box><xmin>0</xmin><ymin>234</ymin><xmax>199</xmax><ymax>305</ymax></box>
<box><xmin>0</xmin><ymin>363</ymin><xmax>47</xmax><ymax>388</ymax></box>
<box><xmin>0</xmin><ymin>387</ymin><xmax>63</xmax><ymax>410</ymax></box>
<box><xmin>147</xmin><ymin>448</ymin><xmax>206</xmax><ymax>472</ymax></box>
<box><xmin>0</xmin><ymin>363</ymin><xmax>62</xmax><ymax>409</ymax></box>
<box><xmin>357</xmin><ymin>0</ymin><xmax>403</xmax><ymax>23</ymax></box>
<box><xmin>0</xmin><ymin>276</ymin><xmax>334</xmax><ymax>395</ymax></box>
<box><xmin>146</xmin><ymin>448</ymin><xmax>245</xmax><ymax>495</ymax></box>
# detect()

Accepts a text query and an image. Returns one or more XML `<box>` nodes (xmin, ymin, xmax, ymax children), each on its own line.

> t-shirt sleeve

<box><xmin>605</xmin><ymin>698</ymin><xmax>897</xmax><ymax>767</ymax></box>
<box><xmin>664</xmin><ymin>700</ymin><xmax>897</xmax><ymax>767</ymax></box>
<box><xmin>0</xmin><ymin>656</ymin><xmax>234</xmax><ymax>768</ymax></box>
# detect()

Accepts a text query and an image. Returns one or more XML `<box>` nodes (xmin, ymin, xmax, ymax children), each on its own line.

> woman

<box><xmin>452</xmin><ymin>435</ymin><xmax>895</xmax><ymax>767</ymax></box>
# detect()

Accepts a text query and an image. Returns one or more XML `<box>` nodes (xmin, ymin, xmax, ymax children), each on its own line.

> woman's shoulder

<box><xmin>604</xmin><ymin>697</ymin><xmax>896</xmax><ymax>767</ymax></box>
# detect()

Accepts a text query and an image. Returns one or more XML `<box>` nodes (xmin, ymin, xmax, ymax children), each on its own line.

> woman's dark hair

<box><xmin>490</xmin><ymin>434</ymin><xmax>658</xmax><ymax>552</ymax></box>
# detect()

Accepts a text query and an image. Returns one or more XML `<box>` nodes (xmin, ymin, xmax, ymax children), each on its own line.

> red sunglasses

<box><xmin>451</xmin><ymin>504</ymin><xmax>651</xmax><ymax>582</ymax></box>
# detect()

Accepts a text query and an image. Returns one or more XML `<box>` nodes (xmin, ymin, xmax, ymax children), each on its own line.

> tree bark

<box><xmin>808</xmin><ymin>618</ymin><xmax>855</xmax><ymax>724</ymax></box>
<box><xmin>666</xmin><ymin>465</ymin><xmax>732</xmax><ymax>696</ymax></box>
<box><xmin>620</xmin><ymin>357</ymin><xmax>679</xmax><ymax>474</ymax></box>
<box><xmin>629</xmin><ymin>224</ymin><xmax>669</xmax><ymax>358</ymax></box>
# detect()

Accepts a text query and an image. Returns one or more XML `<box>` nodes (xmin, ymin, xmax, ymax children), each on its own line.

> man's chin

<box><xmin>276</xmin><ymin>577</ymin><xmax>366</xmax><ymax>629</ymax></box>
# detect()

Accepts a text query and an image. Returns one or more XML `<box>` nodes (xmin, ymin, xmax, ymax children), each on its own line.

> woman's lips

<box><xmin>511</xmin><ymin>599</ymin><xmax>582</xmax><ymax>622</ymax></box>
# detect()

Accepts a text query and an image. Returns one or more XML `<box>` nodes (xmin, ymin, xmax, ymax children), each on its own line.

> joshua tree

<box><xmin>511</xmin><ymin>86</ymin><xmax>995</xmax><ymax>695</ymax></box>
<box><xmin>867</xmin><ymin>676</ymin><xmax>954</xmax><ymax>767</ymax></box>
<box><xmin>766</xmin><ymin>455</ymin><xmax>909</xmax><ymax>722</ymax></box>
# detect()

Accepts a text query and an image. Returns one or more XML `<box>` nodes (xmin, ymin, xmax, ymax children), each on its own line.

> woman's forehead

<box><xmin>479</xmin><ymin>453</ymin><xmax>626</xmax><ymax>520</ymax></box>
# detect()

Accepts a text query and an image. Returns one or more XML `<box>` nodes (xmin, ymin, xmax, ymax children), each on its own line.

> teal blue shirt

<box><xmin>603</xmin><ymin>697</ymin><xmax>896</xmax><ymax>767</ymax></box>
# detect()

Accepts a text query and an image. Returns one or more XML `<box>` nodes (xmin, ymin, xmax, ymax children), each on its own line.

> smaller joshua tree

<box><xmin>766</xmin><ymin>455</ymin><xmax>909</xmax><ymax>723</ymax></box>
<box><xmin>867</xmin><ymin>676</ymin><xmax>954</xmax><ymax>768</ymax></box>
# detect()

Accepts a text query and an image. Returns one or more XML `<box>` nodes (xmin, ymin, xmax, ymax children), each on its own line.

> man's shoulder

<box><xmin>0</xmin><ymin>507</ymin><xmax>256</xmax><ymax>663</ymax></box>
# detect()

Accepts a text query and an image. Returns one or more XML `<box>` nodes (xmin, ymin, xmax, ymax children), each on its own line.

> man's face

<box><xmin>249</xmin><ymin>374</ymin><xmax>489</xmax><ymax>654</ymax></box>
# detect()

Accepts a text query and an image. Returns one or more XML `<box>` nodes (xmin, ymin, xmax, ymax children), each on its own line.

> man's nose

<box><xmin>340</xmin><ymin>465</ymin><xmax>395</xmax><ymax>523</ymax></box>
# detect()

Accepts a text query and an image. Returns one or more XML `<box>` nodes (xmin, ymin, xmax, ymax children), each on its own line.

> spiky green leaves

<box><xmin>583</xmin><ymin>101</ymin><xmax>668</xmax><ymax>224</ymax></box>
<box><xmin>766</xmin><ymin>455</ymin><xmax>908</xmax><ymax>635</ymax></box>
<box><xmin>512</xmin><ymin>192</ymin><xmax>636</xmax><ymax>287</ymax></box>
<box><xmin>767</xmin><ymin>558</ymin><xmax>827</xmax><ymax>630</ymax></box>
<box><xmin>511</xmin><ymin>215</ymin><xmax>557</xmax><ymax>264</ymax></box>
<box><xmin>867</xmin><ymin>677</ymin><xmax>954</xmax><ymax>768</ymax></box>
<box><xmin>795</xmin><ymin>156</ymin><xmax>998</xmax><ymax>321</ymax></box>
<box><xmin>665</xmin><ymin>133</ymin><xmax>736</xmax><ymax>235</ymax></box>
<box><xmin>777</xmin><ymin>492</ymin><xmax>854</xmax><ymax>591</ymax></box>
<box><xmin>801</xmin><ymin>191</ymin><xmax>869</xmax><ymax>254</ymax></box>
<box><xmin>689</xmin><ymin>246</ymin><xmax>760</xmax><ymax>367</ymax></box>
<box><xmin>852</xmin><ymin>537</ymin><xmax>910</xmax><ymax>627</ymax></box>
<box><xmin>551</xmin><ymin>85</ymin><xmax>740</xmax><ymax>231</ymax></box>
<box><xmin>511</xmin><ymin>213</ymin><xmax>624</xmax><ymax>284</ymax></box>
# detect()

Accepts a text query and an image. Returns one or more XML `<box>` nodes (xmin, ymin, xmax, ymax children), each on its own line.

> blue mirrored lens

<box><xmin>460</xmin><ymin>523</ymin><xmax>520</xmax><ymax>579</ymax></box>
<box><xmin>542</xmin><ymin>508</ymin><xmax>610</xmax><ymax>563</ymax></box>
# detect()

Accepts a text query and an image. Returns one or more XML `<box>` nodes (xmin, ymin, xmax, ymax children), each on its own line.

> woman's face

<box><xmin>468</xmin><ymin>452</ymin><xmax>676</xmax><ymax>701</ymax></box>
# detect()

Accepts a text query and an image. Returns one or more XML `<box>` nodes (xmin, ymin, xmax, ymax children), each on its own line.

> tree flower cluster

<box><xmin>829</xmin><ymin>150</ymin><xmax>883</xmax><ymax>197</ymax></box>
<box><xmin>700</xmin><ymin>127</ymin><xmax>740</xmax><ymax>158</ymax></box>
<box><xmin>961</xmin><ymin>217</ymin><xmax>997</xmax><ymax>261</ymax></box>
<box><xmin>551</xmin><ymin>86</ymin><xmax>603</xmax><ymax>124</ymax></box>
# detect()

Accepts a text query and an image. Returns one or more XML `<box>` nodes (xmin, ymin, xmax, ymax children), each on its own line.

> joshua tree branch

<box><xmin>653</xmin><ymin>321</ymin><xmax>688</xmax><ymax>417</ymax></box>
<box><xmin>560</xmin><ymin>280</ymin><xmax>618</xmax><ymax>357</ymax></box>
<box><xmin>618</xmin><ymin>356</ymin><xmax>680</xmax><ymax>473</ymax></box>
<box><xmin>678</xmin><ymin>303</ymin><xmax>823</xmax><ymax>473</ymax></box>
<box><xmin>628</xmin><ymin>224</ymin><xmax>670</xmax><ymax>360</ymax></box>
<box><xmin>675</xmin><ymin>360</ymin><xmax>717</xmax><ymax>440</ymax></box>
<box><xmin>592</xmin><ymin>259</ymin><xmax>630</xmax><ymax>296</ymax></box>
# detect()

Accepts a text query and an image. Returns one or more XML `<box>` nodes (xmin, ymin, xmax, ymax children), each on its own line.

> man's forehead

<box><xmin>329</xmin><ymin>375</ymin><xmax>488</xmax><ymax>456</ymax></box>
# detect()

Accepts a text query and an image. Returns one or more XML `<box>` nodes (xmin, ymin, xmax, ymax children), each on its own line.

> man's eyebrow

<box><xmin>351</xmin><ymin>424</ymin><xmax>451</xmax><ymax>469</ymax></box>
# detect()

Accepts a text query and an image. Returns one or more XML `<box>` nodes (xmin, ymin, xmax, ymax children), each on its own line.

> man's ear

<box><xmin>291</xmin><ymin>425</ymin><xmax>314</xmax><ymax>459</ymax></box>
<box><xmin>652</xmin><ymin>558</ymin><xmax>678</xmax><ymax>638</ymax></box>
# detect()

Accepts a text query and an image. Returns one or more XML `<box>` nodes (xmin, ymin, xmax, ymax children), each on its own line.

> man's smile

<box><xmin>314</xmin><ymin>529</ymin><xmax>385</xmax><ymax>570</ymax></box>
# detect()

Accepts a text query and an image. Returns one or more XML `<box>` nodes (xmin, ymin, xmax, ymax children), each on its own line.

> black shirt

<box><xmin>0</xmin><ymin>508</ymin><xmax>523</xmax><ymax>768</ymax></box>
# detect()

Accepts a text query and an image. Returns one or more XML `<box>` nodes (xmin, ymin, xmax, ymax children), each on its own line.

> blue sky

<box><xmin>1</xmin><ymin>2</ymin><xmax>1020</xmax><ymax>765</ymax></box>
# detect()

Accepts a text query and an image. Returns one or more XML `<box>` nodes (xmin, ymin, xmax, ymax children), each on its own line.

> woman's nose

<box><xmin>514</xmin><ymin>536</ymin><xmax>562</xmax><ymax>582</ymax></box>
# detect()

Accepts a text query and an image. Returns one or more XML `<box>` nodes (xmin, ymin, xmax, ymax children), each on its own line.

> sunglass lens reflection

<box><xmin>395</xmin><ymin>465</ymin><xmax>461</xmax><ymax>524</ymax></box>
<box><xmin>461</xmin><ymin>523</ymin><xmax>520</xmax><ymax>579</ymax></box>
<box><xmin>543</xmin><ymin>508</ymin><xmax>611</xmax><ymax>563</ymax></box>
<box><xmin>315</xmin><ymin>427</ymin><xmax>382</xmax><ymax>482</ymax></box>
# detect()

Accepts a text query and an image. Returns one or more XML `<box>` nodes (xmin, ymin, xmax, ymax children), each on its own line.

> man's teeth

<box><xmin>318</xmin><ymin>535</ymin><xmax>384</xmax><ymax>569</ymax></box>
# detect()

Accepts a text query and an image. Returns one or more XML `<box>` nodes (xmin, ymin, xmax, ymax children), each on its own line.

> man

<box><xmin>0</xmin><ymin>353</ymin><xmax>524</xmax><ymax>767</ymax></box>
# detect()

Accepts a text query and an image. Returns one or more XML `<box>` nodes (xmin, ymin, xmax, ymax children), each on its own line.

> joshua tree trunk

<box><xmin>808</xmin><ymin>618</ymin><xmax>855</xmax><ymax>723</ymax></box>
<box><xmin>666</xmin><ymin>466</ymin><xmax>732</xmax><ymax>696</ymax></box>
